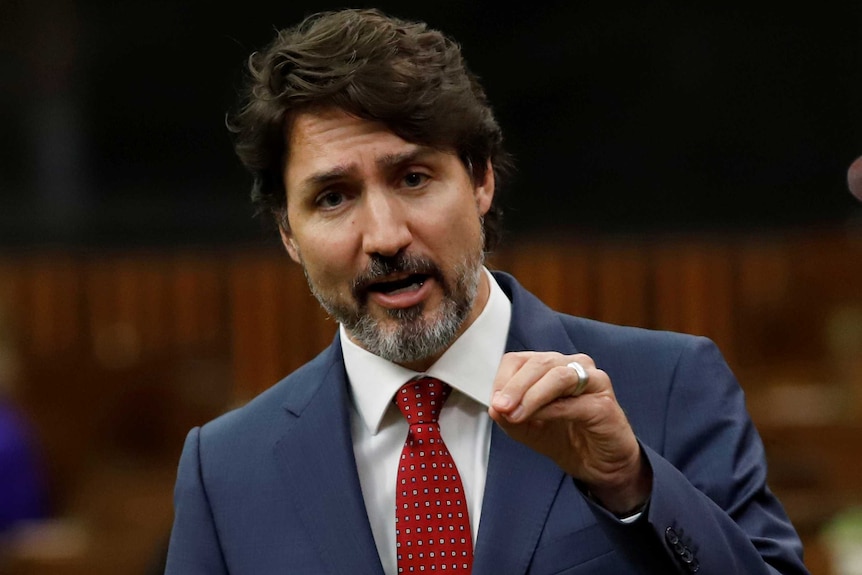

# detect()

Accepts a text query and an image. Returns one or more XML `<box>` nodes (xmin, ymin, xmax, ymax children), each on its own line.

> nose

<box><xmin>360</xmin><ymin>190</ymin><xmax>413</xmax><ymax>257</ymax></box>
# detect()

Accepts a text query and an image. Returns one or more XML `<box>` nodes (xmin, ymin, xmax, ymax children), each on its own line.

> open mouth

<box><xmin>366</xmin><ymin>273</ymin><xmax>430</xmax><ymax>296</ymax></box>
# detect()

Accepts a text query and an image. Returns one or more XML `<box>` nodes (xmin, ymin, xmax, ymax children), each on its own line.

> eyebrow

<box><xmin>299</xmin><ymin>146</ymin><xmax>441</xmax><ymax>190</ymax></box>
<box><xmin>376</xmin><ymin>146</ymin><xmax>439</xmax><ymax>171</ymax></box>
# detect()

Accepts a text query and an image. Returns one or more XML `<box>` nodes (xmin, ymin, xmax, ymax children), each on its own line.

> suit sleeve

<box><xmin>164</xmin><ymin>427</ymin><xmax>230</xmax><ymax>575</ymax></box>
<box><xmin>591</xmin><ymin>336</ymin><xmax>809</xmax><ymax>574</ymax></box>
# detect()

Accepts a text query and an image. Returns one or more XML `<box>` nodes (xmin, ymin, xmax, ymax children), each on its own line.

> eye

<box><xmin>315</xmin><ymin>190</ymin><xmax>346</xmax><ymax>209</ymax></box>
<box><xmin>403</xmin><ymin>172</ymin><xmax>429</xmax><ymax>188</ymax></box>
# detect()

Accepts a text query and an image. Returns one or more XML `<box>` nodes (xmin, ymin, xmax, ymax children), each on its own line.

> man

<box><xmin>165</xmin><ymin>8</ymin><xmax>809</xmax><ymax>574</ymax></box>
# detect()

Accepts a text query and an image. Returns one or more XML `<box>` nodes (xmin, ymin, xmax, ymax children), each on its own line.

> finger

<box><xmin>490</xmin><ymin>351</ymin><xmax>532</xmax><ymax>395</ymax></box>
<box><xmin>505</xmin><ymin>363</ymin><xmax>592</xmax><ymax>423</ymax></box>
<box><xmin>488</xmin><ymin>402</ymin><xmax>546</xmax><ymax>436</ymax></box>
<box><xmin>489</xmin><ymin>351</ymin><xmax>538</xmax><ymax>414</ymax></box>
<box><xmin>568</xmin><ymin>353</ymin><xmax>596</xmax><ymax>372</ymax></box>
<box><xmin>493</xmin><ymin>353</ymin><xmax>596</xmax><ymax>420</ymax></box>
<box><xmin>505</xmin><ymin>362</ymin><xmax>610</xmax><ymax>424</ymax></box>
<box><xmin>491</xmin><ymin>352</ymin><xmax>563</xmax><ymax>415</ymax></box>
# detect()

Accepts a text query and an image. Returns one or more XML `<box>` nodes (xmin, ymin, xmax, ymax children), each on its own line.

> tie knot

<box><xmin>393</xmin><ymin>377</ymin><xmax>451</xmax><ymax>425</ymax></box>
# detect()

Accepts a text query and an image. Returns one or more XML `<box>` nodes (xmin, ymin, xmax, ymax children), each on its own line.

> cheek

<box><xmin>296</xmin><ymin>232</ymin><xmax>358</xmax><ymax>278</ymax></box>
<box><xmin>447</xmin><ymin>207</ymin><xmax>485</xmax><ymax>244</ymax></box>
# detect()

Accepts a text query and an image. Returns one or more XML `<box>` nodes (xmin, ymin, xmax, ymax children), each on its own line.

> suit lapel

<box><xmin>472</xmin><ymin>426</ymin><xmax>567</xmax><ymax>575</ymax></box>
<box><xmin>493</xmin><ymin>270</ymin><xmax>581</xmax><ymax>357</ymax></box>
<box><xmin>272</xmin><ymin>341</ymin><xmax>385</xmax><ymax>575</ymax></box>
<box><xmin>472</xmin><ymin>272</ymin><xmax>591</xmax><ymax>575</ymax></box>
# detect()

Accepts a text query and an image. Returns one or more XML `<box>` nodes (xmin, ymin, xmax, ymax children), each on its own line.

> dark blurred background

<box><xmin>1</xmin><ymin>1</ymin><xmax>860</xmax><ymax>247</ymax></box>
<box><xmin>1</xmin><ymin>2</ymin><xmax>861</xmax><ymax>574</ymax></box>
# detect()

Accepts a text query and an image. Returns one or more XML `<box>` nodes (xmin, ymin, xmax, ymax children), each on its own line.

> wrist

<box><xmin>588</xmin><ymin>486</ymin><xmax>650</xmax><ymax>517</ymax></box>
<box><xmin>590</xmin><ymin>490</ymin><xmax>650</xmax><ymax>520</ymax></box>
<box><xmin>586</xmin><ymin>453</ymin><xmax>653</xmax><ymax>517</ymax></box>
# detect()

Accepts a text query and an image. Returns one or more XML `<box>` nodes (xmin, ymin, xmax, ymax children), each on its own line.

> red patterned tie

<box><xmin>393</xmin><ymin>377</ymin><xmax>473</xmax><ymax>573</ymax></box>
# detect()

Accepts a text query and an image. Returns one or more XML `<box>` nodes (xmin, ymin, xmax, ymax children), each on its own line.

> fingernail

<box><xmin>493</xmin><ymin>391</ymin><xmax>512</xmax><ymax>410</ymax></box>
<box><xmin>509</xmin><ymin>405</ymin><xmax>525</xmax><ymax>421</ymax></box>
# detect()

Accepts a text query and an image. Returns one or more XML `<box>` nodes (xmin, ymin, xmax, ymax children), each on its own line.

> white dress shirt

<box><xmin>342</xmin><ymin>267</ymin><xmax>511</xmax><ymax>575</ymax></box>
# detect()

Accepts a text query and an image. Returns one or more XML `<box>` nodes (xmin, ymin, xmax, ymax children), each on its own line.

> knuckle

<box><xmin>534</xmin><ymin>352</ymin><xmax>559</xmax><ymax>368</ymax></box>
<box><xmin>555</xmin><ymin>363</ymin><xmax>576</xmax><ymax>380</ymax></box>
<box><xmin>501</xmin><ymin>351</ymin><xmax>522</xmax><ymax>365</ymax></box>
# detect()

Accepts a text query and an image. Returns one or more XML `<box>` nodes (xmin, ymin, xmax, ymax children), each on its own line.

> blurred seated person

<box><xmin>0</xmin><ymin>313</ymin><xmax>49</xmax><ymax>536</ymax></box>
<box><xmin>0</xmin><ymin>393</ymin><xmax>50</xmax><ymax>535</ymax></box>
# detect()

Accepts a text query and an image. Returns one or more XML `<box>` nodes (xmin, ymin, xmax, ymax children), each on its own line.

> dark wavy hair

<box><xmin>227</xmin><ymin>8</ymin><xmax>512</xmax><ymax>251</ymax></box>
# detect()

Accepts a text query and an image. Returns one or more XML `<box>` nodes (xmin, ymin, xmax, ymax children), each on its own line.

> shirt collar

<box><xmin>342</xmin><ymin>267</ymin><xmax>512</xmax><ymax>434</ymax></box>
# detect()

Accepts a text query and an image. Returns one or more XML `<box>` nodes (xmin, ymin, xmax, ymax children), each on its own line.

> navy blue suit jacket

<box><xmin>165</xmin><ymin>271</ymin><xmax>808</xmax><ymax>574</ymax></box>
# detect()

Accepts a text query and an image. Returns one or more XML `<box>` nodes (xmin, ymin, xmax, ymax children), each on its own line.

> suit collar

<box><xmin>492</xmin><ymin>270</ymin><xmax>579</xmax><ymax>357</ymax></box>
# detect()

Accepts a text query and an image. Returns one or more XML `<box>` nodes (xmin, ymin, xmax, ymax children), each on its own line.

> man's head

<box><xmin>229</xmin><ymin>9</ymin><xmax>510</xmax><ymax>369</ymax></box>
<box><xmin>228</xmin><ymin>7</ymin><xmax>510</xmax><ymax>251</ymax></box>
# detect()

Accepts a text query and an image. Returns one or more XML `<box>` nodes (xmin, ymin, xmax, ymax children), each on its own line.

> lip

<box><xmin>367</xmin><ymin>275</ymin><xmax>435</xmax><ymax>310</ymax></box>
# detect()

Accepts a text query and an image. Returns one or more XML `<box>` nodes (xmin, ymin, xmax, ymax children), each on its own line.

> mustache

<box><xmin>351</xmin><ymin>253</ymin><xmax>443</xmax><ymax>301</ymax></box>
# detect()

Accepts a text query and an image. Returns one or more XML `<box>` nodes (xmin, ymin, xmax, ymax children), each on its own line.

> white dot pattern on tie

<box><xmin>393</xmin><ymin>377</ymin><xmax>473</xmax><ymax>574</ymax></box>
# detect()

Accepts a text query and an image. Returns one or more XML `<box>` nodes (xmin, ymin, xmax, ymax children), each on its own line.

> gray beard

<box><xmin>305</xmin><ymin>252</ymin><xmax>484</xmax><ymax>365</ymax></box>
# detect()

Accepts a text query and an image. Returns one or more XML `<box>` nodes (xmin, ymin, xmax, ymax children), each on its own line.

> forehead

<box><xmin>285</xmin><ymin>109</ymin><xmax>416</xmax><ymax>178</ymax></box>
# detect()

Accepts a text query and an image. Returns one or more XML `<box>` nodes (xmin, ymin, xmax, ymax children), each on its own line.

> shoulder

<box><xmin>560</xmin><ymin>313</ymin><xmax>702</xmax><ymax>361</ymax></box>
<box><xmin>496</xmin><ymin>268</ymin><xmax>703</xmax><ymax>365</ymax></box>
<box><xmin>493</xmin><ymin>271</ymin><xmax>715</xmax><ymax>379</ymax></box>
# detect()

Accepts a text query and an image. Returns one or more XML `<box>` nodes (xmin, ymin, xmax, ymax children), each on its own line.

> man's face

<box><xmin>280</xmin><ymin>108</ymin><xmax>494</xmax><ymax>370</ymax></box>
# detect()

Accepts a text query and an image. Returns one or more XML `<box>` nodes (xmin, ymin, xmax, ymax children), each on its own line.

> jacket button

<box><xmin>665</xmin><ymin>527</ymin><xmax>680</xmax><ymax>546</ymax></box>
<box><xmin>680</xmin><ymin>547</ymin><xmax>693</xmax><ymax>562</ymax></box>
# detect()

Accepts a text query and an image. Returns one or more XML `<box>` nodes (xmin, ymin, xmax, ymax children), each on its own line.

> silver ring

<box><xmin>567</xmin><ymin>361</ymin><xmax>589</xmax><ymax>395</ymax></box>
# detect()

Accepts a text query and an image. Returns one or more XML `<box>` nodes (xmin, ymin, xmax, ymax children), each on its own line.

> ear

<box><xmin>474</xmin><ymin>160</ymin><xmax>495</xmax><ymax>217</ymax></box>
<box><xmin>278</xmin><ymin>217</ymin><xmax>302</xmax><ymax>264</ymax></box>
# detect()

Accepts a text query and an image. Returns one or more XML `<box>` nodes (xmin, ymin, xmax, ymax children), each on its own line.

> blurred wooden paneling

<box><xmin>226</xmin><ymin>249</ymin><xmax>336</xmax><ymax>400</ymax></box>
<box><xmin>490</xmin><ymin>242</ymin><xmax>595</xmax><ymax>319</ymax></box>
<box><xmin>5</xmin><ymin>254</ymin><xmax>84</xmax><ymax>358</ymax></box>
<box><xmin>652</xmin><ymin>239</ymin><xmax>736</xmax><ymax>363</ymax></box>
<box><xmin>8</xmin><ymin>230</ymin><xmax>856</xmax><ymax>410</ymax></box>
